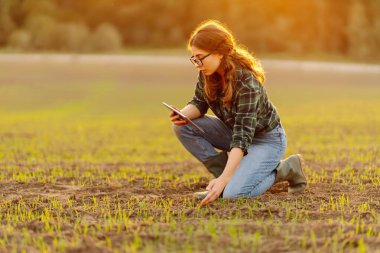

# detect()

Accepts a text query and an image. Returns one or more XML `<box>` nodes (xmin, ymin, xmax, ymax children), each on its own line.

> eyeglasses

<box><xmin>189</xmin><ymin>52</ymin><xmax>212</xmax><ymax>67</ymax></box>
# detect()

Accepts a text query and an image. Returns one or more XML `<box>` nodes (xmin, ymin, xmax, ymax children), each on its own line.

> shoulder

<box><xmin>234</xmin><ymin>69</ymin><xmax>261</xmax><ymax>93</ymax></box>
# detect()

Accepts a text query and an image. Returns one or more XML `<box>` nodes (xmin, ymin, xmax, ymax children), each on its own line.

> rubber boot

<box><xmin>202</xmin><ymin>151</ymin><xmax>228</xmax><ymax>178</ymax></box>
<box><xmin>274</xmin><ymin>154</ymin><xmax>307</xmax><ymax>193</ymax></box>
<box><xmin>193</xmin><ymin>151</ymin><xmax>228</xmax><ymax>200</ymax></box>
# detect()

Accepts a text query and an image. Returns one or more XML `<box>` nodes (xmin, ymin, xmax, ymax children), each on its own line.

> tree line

<box><xmin>0</xmin><ymin>0</ymin><xmax>379</xmax><ymax>60</ymax></box>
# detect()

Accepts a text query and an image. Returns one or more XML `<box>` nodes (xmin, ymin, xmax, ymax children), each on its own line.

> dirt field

<box><xmin>0</xmin><ymin>55</ymin><xmax>379</xmax><ymax>252</ymax></box>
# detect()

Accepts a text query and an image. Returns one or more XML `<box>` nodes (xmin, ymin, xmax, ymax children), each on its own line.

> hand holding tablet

<box><xmin>163</xmin><ymin>102</ymin><xmax>205</xmax><ymax>134</ymax></box>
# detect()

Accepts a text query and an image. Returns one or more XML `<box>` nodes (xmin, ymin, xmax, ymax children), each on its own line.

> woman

<box><xmin>170</xmin><ymin>20</ymin><xmax>307</xmax><ymax>207</ymax></box>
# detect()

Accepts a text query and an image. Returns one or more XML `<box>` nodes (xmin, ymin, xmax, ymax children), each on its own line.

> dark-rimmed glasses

<box><xmin>189</xmin><ymin>52</ymin><xmax>212</xmax><ymax>67</ymax></box>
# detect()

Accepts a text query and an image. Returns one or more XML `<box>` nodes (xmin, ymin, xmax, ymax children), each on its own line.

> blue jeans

<box><xmin>173</xmin><ymin>115</ymin><xmax>287</xmax><ymax>198</ymax></box>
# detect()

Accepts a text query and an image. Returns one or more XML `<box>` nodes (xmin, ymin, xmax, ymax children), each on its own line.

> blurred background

<box><xmin>0</xmin><ymin>0</ymin><xmax>379</xmax><ymax>163</ymax></box>
<box><xmin>0</xmin><ymin>2</ymin><xmax>379</xmax><ymax>252</ymax></box>
<box><xmin>0</xmin><ymin>0</ymin><xmax>380</xmax><ymax>61</ymax></box>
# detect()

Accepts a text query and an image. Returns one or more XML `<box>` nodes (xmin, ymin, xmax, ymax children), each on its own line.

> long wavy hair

<box><xmin>188</xmin><ymin>20</ymin><xmax>265</xmax><ymax>108</ymax></box>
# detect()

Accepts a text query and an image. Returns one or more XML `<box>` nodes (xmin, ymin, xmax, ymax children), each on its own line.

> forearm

<box><xmin>219</xmin><ymin>148</ymin><xmax>244</xmax><ymax>182</ymax></box>
<box><xmin>180</xmin><ymin>104</ymin><xmax>202</xmax><ymax>120</ymax></box>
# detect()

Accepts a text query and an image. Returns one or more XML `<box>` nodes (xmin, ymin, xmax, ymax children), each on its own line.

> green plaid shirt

<box><xmin>188</xmin><ymin>69</ymin><xmax>281</xmax><ymax>155</ymax></box>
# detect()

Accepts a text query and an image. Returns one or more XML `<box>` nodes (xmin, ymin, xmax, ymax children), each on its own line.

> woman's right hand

<box><xmin>169</xmin><ymin>106</ymin><xmax>189</xmax><ymax>126</ymax></box>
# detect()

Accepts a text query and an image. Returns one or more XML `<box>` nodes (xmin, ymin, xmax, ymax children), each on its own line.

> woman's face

<box><xmin>191</xmin><ymin>46</ymin><xmax>223</xmax><ymax>76</ymax></box>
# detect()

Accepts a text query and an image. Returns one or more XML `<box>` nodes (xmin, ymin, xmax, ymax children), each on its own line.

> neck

<box><xmin>216</xmin><ymin>65</ymin><xmax>224</xmax><ymax>76</ymax></box>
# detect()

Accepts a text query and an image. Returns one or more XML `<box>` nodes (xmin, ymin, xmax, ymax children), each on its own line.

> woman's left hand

<box><xmin>200</xmin><ymin>177</ymin><xmax>228</xmax><ymax>207</ymax></box>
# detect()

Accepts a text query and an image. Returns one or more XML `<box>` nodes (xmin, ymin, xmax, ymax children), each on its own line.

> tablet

<box><xmin>162</xmin><ymin>102</ymin><xmax>205</xmax><ymax>134</ymax></box>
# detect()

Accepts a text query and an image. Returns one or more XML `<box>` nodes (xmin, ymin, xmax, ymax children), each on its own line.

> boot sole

<box><xmin>288</xmin><ymin>154</ymin><xmax>307</xmax><ymax>193</ymax></box>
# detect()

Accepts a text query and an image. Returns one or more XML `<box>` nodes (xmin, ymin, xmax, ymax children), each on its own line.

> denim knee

<box><xmin>222</xmin><ymin>184</ymin><xmax>240</xmax><ymax>199</ymax></box>
<box><xmin>173</xmin><ymin>124</ymin><xmax>194</xmax><ymax>137</ymax></box>
<box><xmin>172</xmin><ymin>124</ymin><xmax>181</xmax><ymax>136</ymax></box>
<box><xmin>222</xmin><ymin>173</ymin><xmax>276</xmax><ymax>199</ymax></box>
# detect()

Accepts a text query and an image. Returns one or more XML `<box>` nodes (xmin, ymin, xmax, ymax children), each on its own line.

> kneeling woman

<box><xmin>170</xmin><ymin>20</ymin><xmax>307</xmax><ymax>207</ymax></box>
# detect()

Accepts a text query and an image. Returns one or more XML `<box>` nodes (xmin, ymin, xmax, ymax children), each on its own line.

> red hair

<box><xmin>188</xmin><ymin>20</ymin><xmax>265</xmax><ymax>108</ymax></box>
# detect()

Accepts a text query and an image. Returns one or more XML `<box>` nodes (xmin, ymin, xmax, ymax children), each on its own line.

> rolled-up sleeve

<box><xmin>229</xmin><ymin>75</ymin><xmax>260</xmax><ymax>156</ymax></box>
<box><xmin>187</xmin><ymin>74</ymin><xmax>209</xmax><ymax>116</ymax></box>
